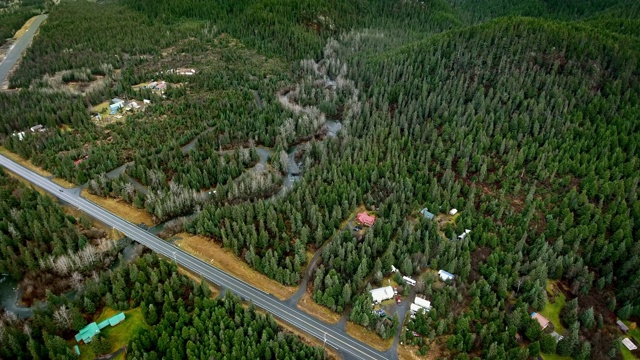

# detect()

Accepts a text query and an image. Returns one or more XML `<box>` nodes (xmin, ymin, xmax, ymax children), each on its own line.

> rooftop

<box><xmin>531</xmin><ymin>312</ymin><xmax>551</xmax><ymax>329</ymax></box>
<box><xmin>356</xmin><ymin>212</ymin><xmax>376</xmax><ymax>226</ymax></box>
<box><xmin>420</xmin><ymin>208</ymin><xmax>435</xmax><ymax>220</ymax></box>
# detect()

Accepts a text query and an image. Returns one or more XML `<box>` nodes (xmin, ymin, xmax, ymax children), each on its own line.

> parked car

<box><xmin>396</xmin><ymin>296</ymin><xmax>402</xmax><ymax>304</ymax></box>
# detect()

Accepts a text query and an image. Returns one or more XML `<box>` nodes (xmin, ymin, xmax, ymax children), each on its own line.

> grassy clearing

<box><xmin>539</xmin><ymin>280</ymin><xmax>567</xmax><ymax>334</ymax></box>
<box><xmin>177</xmin><ymin>266</ymin><xmax>221</xmax><ymax>298</ymax></box>
<box><xmin>541</xmin><ymin>353</ymin><xmax>573</xmax><ymax>360</ymax></box>
<box><xmin>346</xmin><ymin>321</ymin><xmax>393</xmax><ymax>352</ymax></box>
<box><xmin>82</xmin><ymin>189</ymin><xmax>156</xmax><ymax>226</ymax></box>
<box><xmin>621</xmin><ymin>320</ymin><xmax>640</xmax><ymax>359</ymax></box>
<box><xmin>174</xmin><ymin>232</ymin><xmax>297</xmax><ymax>300</ymax></box>
<box><xmin>78</xmin><ymin>307</ymin><xmax>149</xmax><ymax>359</ymax></box>
<box><xmin>13</xmin><ymin>16</ymin><xmax>37</xmax><ymax>39</ymax></box>
<box><xmin>622</xmin><ymin>346</ymin><xmax>637</xmax><ymax>360</ymax></box>
<box><xmin>0</xmin><ymin>146</ymin><xmax>52</xmax><ymax>177</ymax></box>
<box><xmin>297</xmin><ymin>291</ymin><xmax>341</xmax><ymax>324</ymax></box>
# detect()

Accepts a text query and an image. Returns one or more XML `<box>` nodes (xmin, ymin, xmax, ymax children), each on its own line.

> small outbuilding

<box><xmin>622</xmin><ymin>338</ymin><xmax>637</xmax><ymax>351</ymax></box>
<box><xmin>420</xmin><ymin>208</ymin><xmax>435</xmax><ymax>220</ymax></box>
<box><xmin>449</xmin><ymin>208</ymin><xmax>458</xmax><ymax>216</ymax></box>
<box><xmin>617</xmin><ymin>320</ymin><xmax>629</xmax><ymax>333</ymax></box>
<box><xmin>438</xmin><ymin>270</ymin><xmax>455</xmax><ymax>282</ymax></box>
<box><xmin>457</xmin><ymin>229</ymin><xmax>471</xmax><ymax>240</ymax></box>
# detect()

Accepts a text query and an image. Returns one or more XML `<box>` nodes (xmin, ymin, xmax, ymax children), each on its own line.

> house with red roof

<box><xmin>356</xmin><ymin>212</ymin><xmax>376</xmax><ymax>227</ymax></box>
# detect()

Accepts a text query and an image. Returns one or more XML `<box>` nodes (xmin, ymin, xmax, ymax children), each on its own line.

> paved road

<box><xmin>0</xmin><ymin>155</ymin><xmax>394</xmax><ymax>360</ymax></box>
<box><xmin>0</xmin><ymin>14</ymin><xmax>47</xmax><ymax>87</ymax></box>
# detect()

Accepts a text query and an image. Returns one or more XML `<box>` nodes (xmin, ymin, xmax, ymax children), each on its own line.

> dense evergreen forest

<box><xmin>0</xmin><ymin>168</ymin><xmax>120</xmax><ymax>302</ymax></box>
<box><xmin>1</xmin><ymin>0</ymin><xmax>640</xmax><ymax>358</ymax></box>
<box><xmin>0</xmin><ymin>254</ymin><xmax>324</xmax><ymax>359</ymax></box>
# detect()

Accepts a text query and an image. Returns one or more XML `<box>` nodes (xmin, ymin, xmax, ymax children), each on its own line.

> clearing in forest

<box><xmin>173</xmin><ymin>232</ymin><xmax>297</xmax><ymax>300</ymax></box>
<box><xmin>77</xmin><ymin>307</ymin><xmax>149</xmax><ymax>360</ymax></box>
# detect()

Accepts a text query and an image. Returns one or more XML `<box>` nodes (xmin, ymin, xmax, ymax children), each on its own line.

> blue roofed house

<box><xmin>438</xmin><ymin>270</ymin><xmax>455</xmax><ymax>282</ymax></box>
<box><xmin>109</xmin><ymin>98</ymin><xmax>125</xmax><ymax>114</ymax></box>
<box><xmin>420</xmin><ymin>208</ymin><xmax>435</xmax><ymax>220</ymax></box>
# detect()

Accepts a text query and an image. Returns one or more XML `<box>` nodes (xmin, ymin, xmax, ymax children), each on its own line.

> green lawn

<box><xmin>539</xmin><ymin>281</ymin><xmax>567</xmax><ymax>334</ymax></box>
<box><xmin>541</xmin><ymin>353</ymin><xmax>572</xmax><ymax>360</ymax></box>
<box><xmin>78</xmin><ymin>307</ymin><xmax>150</xmax><ymax>359</ymax></box>
<box><xmin>621</xmin><ymin>346</ymin><xmax>637</xmax><ymax>360</ymax></box>
<box><xmin>621</xmin><ymin>320</ymin><xmax>640</xmax><ymax>359</ymax></box>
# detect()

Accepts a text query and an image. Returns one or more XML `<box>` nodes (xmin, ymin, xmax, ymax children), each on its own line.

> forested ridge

<box><xmin>1</xmin><ymin>0</ymin><xmax>639</xmax><ymax>358</ymax></box>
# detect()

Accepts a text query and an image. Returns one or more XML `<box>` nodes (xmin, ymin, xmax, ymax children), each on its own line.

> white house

<box><xmin>622</xmin><ymin>338</ymin><xmax>637</xmax><ymax>351</ymax></box>
<box><xmin>370</xmin><ymin>286</ymin><xmax>394</xmax><ymax>303</ymax></box>
<box><xmin>457</xmin><ymin>229</ymin><xmax>471</xmax><ymax>240</ymax></box>
<box><xmin>30</xmin><ymin>124</ymin><xmax>44</xmax><ymax>132</ymax></box>
<box><xmin>403</xmin><ymin>276</ymin><xmax>417</xmax><ymax>286</ymax></box>
<box><xmin>449</xmin><ymin>208</ymin><xmax>458</xmax><ymax>216</ymax></box>
<box><xmin>414</xmin><ymin>297</ymin><xmax>432</xmax><ymax>311</ymax></box>
<box><xmin>12</xmin><ymin>131</ymin><xmax>26</xmax><ymax>141</ymax></box>
<box><xmin>438</xmin><ymin>270</ymin><xmax>455</xmax><ymax>282</ymax></box>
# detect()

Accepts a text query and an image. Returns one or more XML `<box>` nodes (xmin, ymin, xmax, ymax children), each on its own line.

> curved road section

<box><xmin>0</xmin><ymin>155</ymin><xmax>392</xmax><ymax>360</ymax></box>
<box><xmin>0</xmin><ymin>14</ymin><xmax>47</xmax><ymax>87</ymax></box>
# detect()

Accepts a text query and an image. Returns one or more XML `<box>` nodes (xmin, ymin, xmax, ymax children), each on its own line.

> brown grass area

<box><xmin>398</xmin><ymin>345</ymin><xmax>424</xmax><ymax>360</ymax></box>
<box><xmin>297</xmin><ymin>291</ymin><xmax>341</xmax><ymax>324</ymax></box>
<box><xmin>52</xmin><ymin>177</ymin><xmax>76</xmax><ymax>188</ymax></box>
<box><xmin>345</xmin><ymin>322</ymin><xmax>393</xmax><ymax>352</ymax></box>
<box><xmin>13</xmin><ymin>16</ymin><xmax>37</xmax><ymax>39</ymax></box>
<box><xmin>0</xmin><ymin>146</ymin><xmax>52</xmax><ymax>177</ymax></box>
<box><xmin>177</xmin><ymin>266</ymin><xmax>220</xmax><ymax>298</ymax></box>
<box><xmin>173</xmin><ymin>232</ymin><xmax>297</xmax><ymax>300</ymax></box>
<box><xmin>81</xmin><ymin>189</ymin><xmax>155</xmax><ymax>226</ymax></box>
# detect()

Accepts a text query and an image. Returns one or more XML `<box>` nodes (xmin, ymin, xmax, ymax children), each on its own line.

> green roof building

<box><xmin>108</xmin><ymin>312</ymin><xmax>126</xmax><ymax>326</ymax></box>
<box><xmin>75</xmin><ymin>312</ymin><xmax>126</xmax><ymax>344</ymax></box>
<box><xmin>74</xmin><ymin>322</ymin><xmax>100</xmax><ymax>344</ymax></box>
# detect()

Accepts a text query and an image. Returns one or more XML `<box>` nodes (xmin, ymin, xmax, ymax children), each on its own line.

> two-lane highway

<box><xmin>0</xmin><ymin>14</ymin><xmax>47</xmax><ymax>87</ymax></box>
<box><xmin>0</xmin><ymin>155</ymin><xmax>393</xmax><ymax>360</ymax></box>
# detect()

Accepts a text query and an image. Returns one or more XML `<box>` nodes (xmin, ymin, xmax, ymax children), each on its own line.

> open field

<box><xmin>346</xmin><ymin>321</ymin><xmax>393</xmax><ymax>352</ymax></box>
<box><xmin>78</xmin><ymin>307</ymin><xmax>149</xmax><ymax>360</ymax></box>
<box><xmin>0</xmin><ymin>146</ymin><xmax>52</xmax><ymax>177</ymax></box>
<box><xmin>177</xmin><ymin>266</ymin><xmax>221</xmax><ymax>298</ymax></box>
<box><xmin>174</xmin><ymin>232</ymin><xmax>297</xmax><ymax>300</ymax></box>
<box><xmin>539</xmin><ymin>280</ymin><xmax>567</xmax><ymax>334</ymax></box>
<box><xmin>82</xmin><ymin>189</ymin><xmax>156</xmax><ymax>226</ymax></box>
<box><xmin>297</xmin><ymin>291</ymin><xmax>342</xmax><ymax>324</ymax></box>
